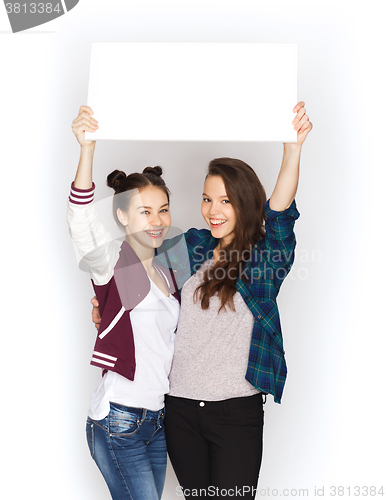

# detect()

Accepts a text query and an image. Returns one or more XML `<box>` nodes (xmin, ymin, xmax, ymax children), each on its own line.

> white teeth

<box><xmin>210</xmin><ymin>219</ymin><xmax>226</xmax><ymax>225</ymax></box>
<box><xmin>147</xmin><ymin>230</ymin><xmax>162</xmax><ymax>235</ymax></box>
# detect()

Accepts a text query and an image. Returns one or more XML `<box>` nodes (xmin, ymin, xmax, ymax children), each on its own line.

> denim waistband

<box><xmin>109</xmin><ymin>401</ymin><xmax>164</xmax><ymax>421</ymax></box>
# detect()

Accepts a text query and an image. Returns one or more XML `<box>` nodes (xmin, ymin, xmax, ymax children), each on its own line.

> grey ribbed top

<box><xmin>168</xmin><ymin>259</ymin><xmax>260</xmax><ymax>401</ymax></box>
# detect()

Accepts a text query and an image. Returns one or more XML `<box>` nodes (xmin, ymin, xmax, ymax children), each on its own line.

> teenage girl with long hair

<box><xmin>67</xmin><ymin>106</ymin><xmax>181</xmax><ymax>500</ymax></box>
<box><xmin>90</xmin><ymin>102</ymin><xmax>312</xmax><ymax>498</ymax></box>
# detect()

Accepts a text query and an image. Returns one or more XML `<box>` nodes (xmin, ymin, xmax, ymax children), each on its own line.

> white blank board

<box><xmin>85</xmin><ymin>43</ymin><xmax>298</xmax><ymax>142</ymax></box>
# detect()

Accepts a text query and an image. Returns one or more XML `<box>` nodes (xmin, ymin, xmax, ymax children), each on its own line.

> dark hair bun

<box><xmin>143</xmin><ymin>165</ymin><xmax>163</xmax><ymax>177</ymax></box>
<box><xmin>106</xmin><ymin>170</ymin><xmax>127</xmax><ymax>192</ymax></box>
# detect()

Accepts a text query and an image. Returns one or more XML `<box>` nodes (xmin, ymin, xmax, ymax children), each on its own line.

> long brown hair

<box><xmin>194</xmin><ymin>158</ymin><xmax>266</xmax><ymax>312</ymax></box>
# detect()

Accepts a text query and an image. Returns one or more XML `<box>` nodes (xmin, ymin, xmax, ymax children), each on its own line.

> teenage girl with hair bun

<box><xmin>67</xmin><ymin>106</ymin><xmax>180</xmax><ymax>500</ymax></box>
<box><xmin>87</xmin><ymin>102</ymin><xmax>312</xmax><ymax>498</ymax></box>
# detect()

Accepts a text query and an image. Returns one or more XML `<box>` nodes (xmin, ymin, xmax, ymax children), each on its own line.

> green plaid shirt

<box><xmin>155</xmin><ymin>199</ymin><xmax>300</xmax><ymax>403</ymax></box>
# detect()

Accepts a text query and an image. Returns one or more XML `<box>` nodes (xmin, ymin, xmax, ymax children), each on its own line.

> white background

<box><xmin>1</xmin><ymin>1</ymin><xmax>385</xmax><ymax>498</ymax></box>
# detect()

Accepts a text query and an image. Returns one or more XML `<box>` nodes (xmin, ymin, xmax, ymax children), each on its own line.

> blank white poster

<box><xmin>85</xmin><ymin>43</ymin><xmax>298</xmax><ymax>142</ymax></box>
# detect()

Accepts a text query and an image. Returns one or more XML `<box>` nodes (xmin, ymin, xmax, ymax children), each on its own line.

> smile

<box><xmin>209</xmin><ymin>218</ymin><xmax>227</xmax><ymax>227</ymax></box>
<box><xmin>145</xmin><ymin>229</ymin><xmax>164</xmax><ymax>239</ymax></box>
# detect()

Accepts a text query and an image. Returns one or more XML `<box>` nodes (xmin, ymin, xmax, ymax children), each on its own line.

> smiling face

<box><xmin>201</xmin><ymin>175</ymin><xmax>237</xmax><ymax>246</ymax></box>
<box><xmin>117</xmin><ymin>186</ymin><xmax>171</xmax><ymax>254</ymax></box>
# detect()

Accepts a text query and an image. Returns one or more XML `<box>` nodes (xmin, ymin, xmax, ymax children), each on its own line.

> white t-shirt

<box><xmin>88</xmin><ymin>276</ymin><xmax>180</xmax><ymax>420</ymax></box>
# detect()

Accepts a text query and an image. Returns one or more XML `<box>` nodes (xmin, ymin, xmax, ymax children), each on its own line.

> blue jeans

<box><xmin>86</xmin><ymin>402</ymin><xmax>167</xmax><ymax>500</ymax></box>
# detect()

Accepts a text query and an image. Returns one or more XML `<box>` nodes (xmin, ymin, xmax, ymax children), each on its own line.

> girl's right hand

<box><xmin>72</xmin><ymin>105</ymin><xmax>99</xmax><ymax>147</ymax></box>
<box><xmin>91</xmin><ymin>296</ymin><xmax>101</xmax><ymax>330</ymax></box>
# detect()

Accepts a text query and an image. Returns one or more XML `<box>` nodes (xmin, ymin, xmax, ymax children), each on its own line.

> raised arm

<box><xmin>67</xmin><ymin>106</ymin><xmax>119</xmax><ymax>285</ymax></box>
<box><xmin>71</xmin><ymin>105</ymin><xmax>99</xmax><ymax>189</ymax></box>
<box><xmin>269</xmin><ymin>101</ymin><xmax>312</xmax><ymax>211</ymax></box>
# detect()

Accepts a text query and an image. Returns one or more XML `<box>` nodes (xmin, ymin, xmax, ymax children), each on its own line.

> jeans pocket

<box><xmin>109</xmin><ymin>416</ymin><xmax>140</xmax><ymax>436</ymax></box>
<box><xmin>86</xmin><ymin>418</ymin><xmax>95</xmax><ymax>458</ymax></box>
<box><xmin>108</xmin><ymin>404</ymin><xmax>141</xmax><ymax>436</ymax></box>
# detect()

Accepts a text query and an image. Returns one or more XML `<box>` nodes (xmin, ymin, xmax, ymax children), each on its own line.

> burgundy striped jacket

<box><xmin>67</xmin><ymin>182</ymin><xmax>181</xmax><ymax>381</ymax></box>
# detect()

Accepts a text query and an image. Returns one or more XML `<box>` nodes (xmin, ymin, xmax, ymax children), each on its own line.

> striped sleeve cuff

<box><xmin>69</xmin><ymin>182</ymin><xmax>95</xmax><ymax>205</ymax></box>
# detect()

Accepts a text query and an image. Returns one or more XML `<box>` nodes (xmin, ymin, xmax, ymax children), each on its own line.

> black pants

<box><xmin>164</xmin><ymin>393</ymin><xmax>264</xmax><ymax>499</ymax></box>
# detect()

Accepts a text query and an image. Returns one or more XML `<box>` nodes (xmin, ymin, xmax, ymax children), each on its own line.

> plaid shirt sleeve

<box><xmin>241</xmin><ymin>199</ymin><xmax>300</xmax><ymax>403</ymax></box>
<box><xmin>258</xmin><ymin>198</ymin><xmax>300</xmax><ymax>293</ymax></box>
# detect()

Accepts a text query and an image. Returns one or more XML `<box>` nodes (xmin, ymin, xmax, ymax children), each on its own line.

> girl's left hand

<box><xmin>291</xmin><ymin>101</ymin><xmax>313</xmax><ymax>146</ymax></box>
